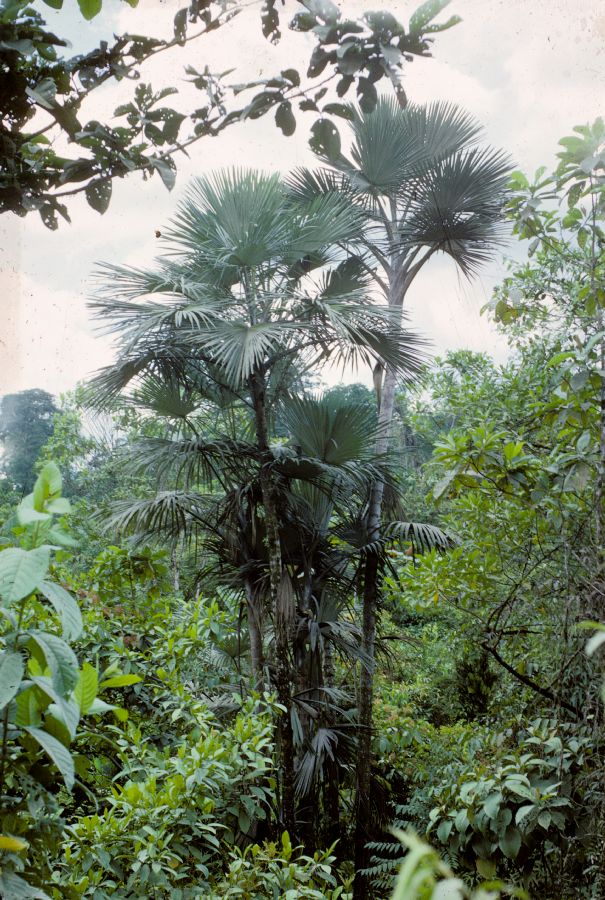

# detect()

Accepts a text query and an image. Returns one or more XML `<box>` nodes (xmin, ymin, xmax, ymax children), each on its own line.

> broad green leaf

<box><xmin>0</xmin><ymin>871</ymin><xmax>51</xmax><ymax>898</ymax></box>
<box><xmin>25</xmin><ymin>79</ymin><xmax>56</xmax><ymax>111</ymax></box>
<box><xmin>281</xmin><ymin>68</ymin><xmax>300</xmax><ymax>87</ymax></box>
<box><xmin>290</xmin><ymin>11</ymin><xmax>317</xmax><ymax>31</ymax></box>
<box><xmin>77</xmin><ymin>0</ymin><xmax>102</xmax><ymax>20</ymax></box>
<box><xmin>300</xmin><ymin>0</ymin><xmax>340</xmax><ymax>23</ymax></box>
<box><xmin>0</xmin><ymin>650</ymin><xmax>24</xmax><ymax>708</ymax></box>
<box><xmin>44</xmin><ymin>713</ymin><xmax>72</xmax><ymax>748</ymax></box>
<box><xmin>33</xmin><ymin>462</ymin><xmax>62</xmax><ymax>511</ymax></box>
<box><xmin>47</xmin><ymin>526</ymin><xmax>79</xmax><ymax>549</ymax></box>
<box><xmin>476</xmin><ymin>857</ymin><xmax>496</xmax><ymax>878</ymax></box>
<box><xmin>538</xmin><ymin>810</ymin><xmax>551</xmax><ymax>829</ymax></box>
<box><xmin>309</xmin><ymin>118</ymin><xmax>341</xmax><ymax>162</ymax></box>
<box><xmin>41</xmin><ymin>0</ymin><xmax>63</xmax><ymax>7</ymax></box>
<box><xmin>436</xmin><ymin>819</ymin><xmax>452</xmax><ymax>842</ymax></box>
<box><xmin>85</xmin><ymin>179</ymin><xmax>112</xmax><ymax>214</ymax></box>
<box><xmin>410</xmin><ymin>0</ymin><xmax>453</xmax><ymax>32</ymax></box>
<box><xmin>24</xmin><ymin>726</ymin><xmax>75</xmax><ymax>790</ymax></box>
<box><xmin>15</xmin><ymin>686</ymin><xmax>43</xmax><ymax>728</ymax></box>
<box><xmin>499</xmin><ymin>825</ymin><xmax>522</xmax><ymax>859</ymax></box>
<box><xmin>275</xmin><ymin>101</ymin><xmax>296</xmax><ymax>136</ymax></box>
<box><xmin>0</xmin><ymin>547</ymin><xmax>50</xmax><ymax>604</ymax></box>
<box><xmin>357</xmin><ymin>77</ymin><xmax>377</xmax><ymax>113</ymax></box>
<box><xmin>73</xmin><ymin>662</ymin><xmax>98</xmax><ymax>714</ymax></box>
<box><xmin>30</xmin><ymin>676</ymin><xmax>80</xmax><ymax>739</ymax></box>
<box><xmin>576</xmin><ymin>430</ymin><xmax>591</xmax><ymax>452</ymax></box>
<box><xmin>29</xmin><ymin>632</ymin><xmax>79</xmax><ymax>695</ymax></box>
<box><xmin>86</xmin><ymin>697</ymin><xmax>117</xmax><ymax>715</ymax></box>
<box><xmin>173</xmin><ymin>7</ymin><xmax>187</xmax><ymax>42</ymax></box>
<box><xmin>506</xmin><ymin>783</ymin><xmax>535</xmax><ymax>801</ymax></box>
<box><xmin>322</xmin><ymin>102</ymin><xmax>354</xmax><ymax>120</ymax></box>
<box><xmin>39</xmin><ymin>581</ymin><xmax>83</xmax><ymax>640</ymax></box>
<box><xmin>364</xmin><ymin>11</ymin><xmax>403</xmax><ymax>35</ymax></box>
<box><xmin>46</xmin><ymin>497</ymin><xmax>71</xmax><ymax>515</ymax></box>
<box><xmin>516</xmin><ymin>803</ymin><xmax>535</xmax><ymax>824</ymax></box>
<box><xmin>149</xmin><ymin>157</ymin><xmax>176</xmax><ymax>190</ymax></box>
<box><xmin>483</xmin><ymin>791</ymin><xmax>502</xmax><ymax>818</ymax></box>
<box><xmin>17</xmin><ymin>495</ymin><xmax>50</xmax><ymax>525</ymax></box>
<box><xmin>99</xmin><ymin>674</ymin><xmax>142</xmax><ymax>689</ymax></box>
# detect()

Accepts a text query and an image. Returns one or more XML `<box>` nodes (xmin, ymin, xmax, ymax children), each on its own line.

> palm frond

<box><xmin>285</xmin><ymin>167</ymin><xmax>355</xmax><ymax>202</ymax></box>
<box><xmin>399</xmin><ymin>145</ymin><xmax>512</xmax><ymax>275</ymax></box>
<box><xmin>103</xmin><ymin>491</ymin><xmax>213</xmax><ymax>542</ymax></box>
<box><xmin>132</xmin><ymin>374</ymin><xmax>200</xmax><ymax>420</ymax></box>
<box><xmin>384</xmin><ymin>521</ymin><xmax>455</xmax><ymax>552</ymax></box>
<box><xmin>123</xmin><ymin>435</ymin><xmax>257</xmax><ymax>488</ymax></box>
<box><xmin>280</xmin><ymin>394</ymin><xmax>378</xmax><ymax>466</ymax></box>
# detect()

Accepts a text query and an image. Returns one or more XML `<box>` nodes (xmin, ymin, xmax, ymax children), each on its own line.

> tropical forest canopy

<box><xmin>1</xmin><ymin>1</ymin><xmax>605</xmax><ymax>898</ymax></box>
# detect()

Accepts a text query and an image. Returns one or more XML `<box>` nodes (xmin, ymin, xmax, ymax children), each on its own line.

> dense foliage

<box><xmin>1</xmin><ymin>0</ymin><xmax>460</xmax><ymax>225</ymax></box>
<box><xmin>2</xmin><ymin>1</ymin><xmax>605</xmax><ymax>890</ymax></box>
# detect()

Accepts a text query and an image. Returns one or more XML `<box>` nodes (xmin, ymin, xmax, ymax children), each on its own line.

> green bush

<box><xmin>56</xmin><ymin>699</ymin><xmax>276</xmax><ymax>897</ymax></box>
<box><xmin>428</xmin><ymin>719</ymin><xmax>591</xmax><ymax>887</ymax></box>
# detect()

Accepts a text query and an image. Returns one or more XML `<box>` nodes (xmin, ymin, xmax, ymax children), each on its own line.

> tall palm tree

<box><xmin>288</xmin><ymin>97</ymin><xmax>511</xmax><ymax>886</ymax></box>
<box><xmin>88</xmin><ymin>168</ymin><xmax>425</xmax><ymax>835</ymax></box>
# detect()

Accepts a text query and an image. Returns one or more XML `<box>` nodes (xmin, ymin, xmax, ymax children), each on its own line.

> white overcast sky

<box><xmin>2</xmin><ymin>0</ymin><xmax>604</xmax><ymax>397</ymax></box>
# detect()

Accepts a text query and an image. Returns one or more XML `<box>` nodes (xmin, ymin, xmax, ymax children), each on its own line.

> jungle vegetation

<box><xmin>1</xmin><ymin>2</ymin><xmax>605</xmax><ymax>898</ymax></box>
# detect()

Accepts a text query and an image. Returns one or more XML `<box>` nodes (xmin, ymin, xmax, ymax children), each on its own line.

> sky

<box><xmin>2</xmin><ymin>0</ymin><xmax>605</xmax><ymax>397</ymax></box>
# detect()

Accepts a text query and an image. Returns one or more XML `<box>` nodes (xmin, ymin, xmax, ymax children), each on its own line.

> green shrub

<box><xmin>428</xmin><ymin>719</ymin><xmax>591</xmax><ymax>888</ymax></box>
<box><xmin>56</xmin><ymin>699</ymin><xmax>276</xmax><ymax>897</ymax></box>
<box><xmin>0</xmin><ymin>463</ymin><xmax>119</xmax><ymax>898</ymax></box>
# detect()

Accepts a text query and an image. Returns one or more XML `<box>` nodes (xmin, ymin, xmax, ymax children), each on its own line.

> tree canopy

<box><xmin>1</xmin><ymin>0</ymin><xmax>461</xmax><ymax>227</ymax></box>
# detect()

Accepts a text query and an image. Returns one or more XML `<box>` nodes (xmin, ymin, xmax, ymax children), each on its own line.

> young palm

<box><xmin>88</xmin><ymin>168</ymin><xmax>424</xmax><ymax>835</ymax></box>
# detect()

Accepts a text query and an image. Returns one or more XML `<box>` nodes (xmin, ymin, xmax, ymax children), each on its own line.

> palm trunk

<box><xmin>249</xmin><ymin>370</ymin><xmax>296</xmax><ymax>837</ymax></box>
<box><xmin>353</xmin><ymin>359</ymin><xmax>399</xmax><ymax>894</ymax></box>
<box><xmin>322</xmin><ymin>639</ymin><xmax>340</xmax><ymax>848</ymax></box>
<box><xmin>244</xmin><ymin>578</ymin><xmax>264</xmax><ymax>690</ymax></box>
<box><xmin>354</xmin><ymin>79</ymin><xmax>409</xmax><ymax>892</ymax></box>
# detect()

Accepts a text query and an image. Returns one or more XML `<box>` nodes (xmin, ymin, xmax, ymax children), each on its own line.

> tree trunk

<box><xmin>322</xmin><ymin>639</ymin><xmax>340</xmax><ymax>848</ymax></box>
<box><xmin>249</xmin><ymin>370</ymin><xmax>296</xmax><ymax>837</ymax></box>
<box><xmin>244</xmin><ymin>578</ymin><xmax>264</xmax><ymax>691</ymax></box>
<box><xmin>353</xmin><ymin>359</ymin><xmax>399</xmax><ymax>894</ymax></box>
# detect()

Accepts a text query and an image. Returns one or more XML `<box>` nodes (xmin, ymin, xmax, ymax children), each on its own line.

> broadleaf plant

<box><xmin>0</xmin><ymin>463</ymin><xmax>131</xmax><ymax>897</ymax></box>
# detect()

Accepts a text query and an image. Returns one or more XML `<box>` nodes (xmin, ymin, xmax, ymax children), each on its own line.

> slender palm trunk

<box><xmin>354</xmin><ymin>84</ymin><xmax>410</xmax><ymax>893</ymax></box>
<box><xmin>249</xmin><ymin>370</ymin><xmax>296</xmax><ymax>836</ymax></box>
<box><xmin>322</xmin><ymin>639</ymin><xmax>341</xmax><ymax>847</ymax></box>
<box><xmin>244</xmin><ymin>578</ymin><xmax>264</xmax><ymax>690</ymax></box>
<box><xmin>353</xmin><ymin>351</ymin><xmax>399</xmax><ymax>892</ymax></box>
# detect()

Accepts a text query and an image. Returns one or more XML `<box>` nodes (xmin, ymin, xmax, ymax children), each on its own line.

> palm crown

<box><xmin>90</xmin><ymin>168</ymin><xmax>424</xmax><ymax>410</ymax></box>
<box><xmin>289</xmin><ymin>97</ymin><xmax>511</xmax><ymax>289</ymax></box>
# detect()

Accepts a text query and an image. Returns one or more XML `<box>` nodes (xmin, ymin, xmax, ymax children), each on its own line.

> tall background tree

<box><xmin>0</xmin><ymin>388</ymin><xmax>57</xmax><ymax>490</ymax></box>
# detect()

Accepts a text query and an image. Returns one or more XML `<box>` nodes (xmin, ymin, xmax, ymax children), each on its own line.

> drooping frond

<box><xmin>123</xmin><ymin>434</ymin><xmax>257</xmax><ymax>489</ymax></box>
<box><xmin>384</xmin><ymin>520</ymin><xmax>455</xmax><ymax>553</ymax></box>
<box><xmin>103</xmin><ymin>491</ymin><xmax>216</xmax><ymax>543</ymax></box>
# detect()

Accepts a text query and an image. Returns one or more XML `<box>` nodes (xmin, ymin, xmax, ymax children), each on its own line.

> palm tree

<box><xmin>88</xmin><ymin>168</ymin><xmax>425</xmax><ymax>836</ymax></box>
<box><xmin>288</xmin><ymin>97</ymin><xmax>511</xmax><ymax>886</ymax></box>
